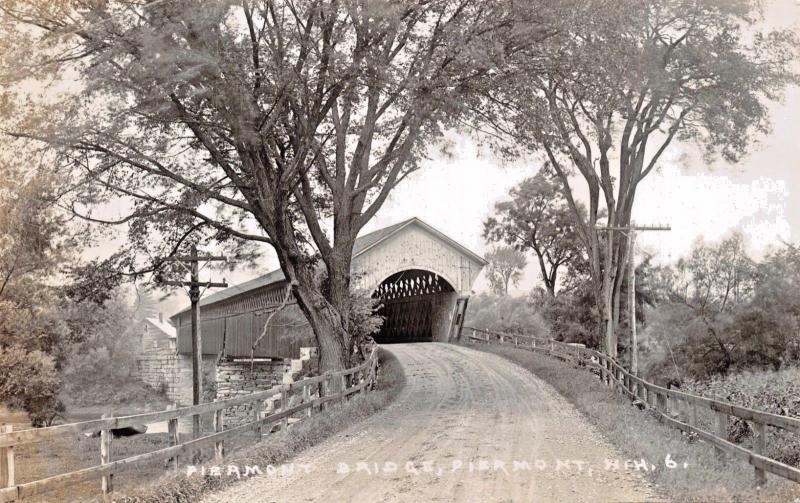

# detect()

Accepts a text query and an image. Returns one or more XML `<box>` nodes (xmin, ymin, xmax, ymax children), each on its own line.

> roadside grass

<box><xmin>5</xmin><ymin>349</ymin><xmax>403</xmax><ymax>503</ymax></box>
<box><xmin>111</xmin><ymin>347</ymin><xmax>405</xmax><ymax>503</ymax></box>
<box><xmin>61</xmin><ymin>379</ymin><xmax>174</xmax><ymax>411</ymax></box>
<box><xmin>465</xmin><ymin>342</ymin><xmax>800</xmax><ymax>503</ymax></box>
<box><xmin>3</xmin><ymin>398</ymin><xmax>181</xmax><ymax>503</ymax></box>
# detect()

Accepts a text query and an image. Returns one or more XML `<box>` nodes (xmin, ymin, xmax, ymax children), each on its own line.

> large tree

<box><xmin>0</xmin><ymin>0</ymin><xmax>562</xmax><ymax>370</ymax></box>
<box><xmin>478</xmin><ymin>0</ymin><xmax>797</xmax><ymax>357</ymax></box>
<box><xmin>483</xmin><ymin>163</ymin><xmax>584</xmax><ymax>297</ymax></box>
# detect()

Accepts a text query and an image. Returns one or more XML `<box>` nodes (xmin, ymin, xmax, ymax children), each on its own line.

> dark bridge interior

<box><xmin>372</xmin><ymin>269</ymin><xmax>455</xmax><ymax>344</ymax></box>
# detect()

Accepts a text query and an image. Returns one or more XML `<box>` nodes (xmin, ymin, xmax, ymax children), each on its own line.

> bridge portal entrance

<box><xmin>372</xmin><ymin>269</ymin><xmax>457</xmax><ymax>343</ymax></box>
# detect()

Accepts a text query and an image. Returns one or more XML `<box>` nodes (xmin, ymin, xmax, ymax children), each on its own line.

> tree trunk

<box><xmin>293</xmin><ymin>283</ymin><xmax>350</xmax><ymax>372</ymax></box>
<box><xmin>270</xmin><ymin>228</ymin><xmax>352</xmax><ymax>373</ymax></box>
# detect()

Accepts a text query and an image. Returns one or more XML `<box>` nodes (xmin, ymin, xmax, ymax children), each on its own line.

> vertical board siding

<box><xmin>174</xmin><ymin>221</ymin><xmax>485</xmax><ymax>359</ymax></box>
<box><xmin>175</xmin><ymin>282</ymin><xmax>314</xmax><ymax>359</ymax></box>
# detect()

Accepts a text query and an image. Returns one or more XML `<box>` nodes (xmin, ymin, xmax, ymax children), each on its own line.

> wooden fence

<box><xmin>0</xmin><ymin>347</ymin><xmax>380</xmax><ymax>502</ymax></box>
<box><xmin>465</xmin><ymin>327</ymin><xmax>800</xmax><ymax>486</ymax></box>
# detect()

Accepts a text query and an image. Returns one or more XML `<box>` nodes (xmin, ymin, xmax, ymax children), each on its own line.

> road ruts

<box><xmin>202</xmin><ymin>343</ymin><xmax>660</xmax><ymax>503</ymax></box>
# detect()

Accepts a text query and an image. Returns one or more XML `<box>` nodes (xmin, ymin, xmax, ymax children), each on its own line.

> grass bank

<box><xmin>111</xmin><ymin>347</ymin><xmax>405</xmax><ymax>503</ymax></box>
<box><xmin>466</xmin><ymin>342</ymin><xmax>800</xmax><ymax>503</ymax></box>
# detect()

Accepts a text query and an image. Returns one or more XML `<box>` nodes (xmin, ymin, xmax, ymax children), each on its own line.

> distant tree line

<box><xmin>477</xmin><ymin>185</ymin><xmax>800</xmax><ymax>384</ymax></box>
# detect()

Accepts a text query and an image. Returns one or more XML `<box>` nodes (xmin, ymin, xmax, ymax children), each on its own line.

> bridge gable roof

<box><xmin>171</xmin><ymin>217</ymin><xmax>485</xmax><ymax>316</ymax></box>
<box><xmin>353</xmin><ymin>217</ymin><xmax>488</xmax><ymax>266</ymax></box>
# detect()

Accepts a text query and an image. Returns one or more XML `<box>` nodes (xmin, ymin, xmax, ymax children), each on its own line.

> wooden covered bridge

<box><xmin>171</xmin><ymin>217</ymin><xmax>487</xmax><ymax>359</ymax></box>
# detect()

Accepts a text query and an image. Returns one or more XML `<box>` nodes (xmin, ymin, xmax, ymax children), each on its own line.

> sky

<box><xmin>136</xmin><ymin>0</ymin><xmax>800</xmax><ymax>314</ymax></box>
<box><xmin>365</xmin><ymin>0</ymin><xmax>800</xmax><ymax>296</ymax></box>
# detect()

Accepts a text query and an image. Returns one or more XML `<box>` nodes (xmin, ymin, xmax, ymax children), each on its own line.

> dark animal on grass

<box><xmin>84</xmin><ymin>425</ymin><xmax>148</xmax><ymax>438</ymax></box>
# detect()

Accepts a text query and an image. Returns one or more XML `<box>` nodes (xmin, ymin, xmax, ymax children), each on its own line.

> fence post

<box><xmin>167</xmin><ymin>404</ymin><xmax>179</xmax><ymax>472</ymax></box>
<box><xmin>373</xmin><ymin>355</ymin><xmax>379</xmax><ymax>388</ymax></box>
<box><xmin>690</xmin><ymin>403</ymin><xmax>698</xmax><ymax>429</ymax></box>
<box><xmin>657</xmin><ymin>392</ymin><xmax>668</xmax><ymax>415</ymax></box>
<box><xmin>100</xmin><ymin>413</ymin><xmax>113</xmax><ymax>498</ymax></box>
<box><xmin>598</xmin><ymin>358</ymin><xmax>604</xmax><ymax>383</ymax></box>
<box><xmin>597</xmin><ymin>355</ymin><xmax>604</xmax><ymax>383</ymax></box>
<box><xmin>514</xmin><ymin>335</ymin><xmax>518</xmax><ymax>347</ymax></box>
<box><xmin>213</xmin><ymin>403</ymin><xmax>224</xmax><ymax>461</ymax></box>
<box><xmin>0</xmin><ymin>424</ymin><xmax>14</xmax><ymax>491</ymax></box>
<box><xmin>341</xmin><ymin>374</ymin><xmax>349</xmax><ymax>398</ymax></box>
<box><xmin>754</xmin><ymin>421</ymin><xmax>767</xmax><ymax>486</ymax></box>
<box><xmin>281</xmin><ymin>386</ymin><xmax>289</xmax><ymax>430</ymax></box>
<box><xmin>715</xmin><ymin>410</ymin><xmax>728</xmax><ymax>461</ymax></box>
<box><xmin>253</xmin><ymin>399</ymin><xmax>263</xmax><ymax>438</ymax></box>
<box><xmin>303</xmin><ymin>384</ymin><xmax>312</xmax><ymax>418</ymax></box>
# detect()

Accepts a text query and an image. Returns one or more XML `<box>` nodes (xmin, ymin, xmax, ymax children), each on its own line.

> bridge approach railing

<box><xmin>0</xmin><ymin>347</ymin><xmax>379</xmax><ymax>502</ymax></box>
<box><xmin>464</xmin><ymin>326</ymin><xmax>800</xmax><ymax>487</ymax></box>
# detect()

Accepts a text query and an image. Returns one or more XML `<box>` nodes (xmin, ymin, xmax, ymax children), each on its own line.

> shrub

<box><xmin>683</xmin><ymin>366</ymin><xmax>800</xmax><ymax>466</ymax></box>
<box><xmin>464</xmin><ymin>293</ymin><xmax>550</xmax><ymax>336</ymax></box>
<box><xmin>0</xmin><ymin>344</ymin><xmax>64</xmax><ymax>426</ymax></box>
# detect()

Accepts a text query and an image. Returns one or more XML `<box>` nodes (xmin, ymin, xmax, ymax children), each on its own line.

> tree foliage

<box><xmin>484</xmin><ymin>246</ymin><xmax>527</xmax><ymax>296</ymax></box>
<box><xmin>483</xmin><ymin>163</ymin><xmax>585</xmax><ymax>297</ymax></box>
<box><xmin>0</xmin><ymin>346</ymin><xmax>62</xmax><ymax>426</ymax></box>
<box><xmin>0</xmin><ymin>163</ymin><xmax>72</xmax><ymax>424</ymax></box>
<box><xmin>478</xmin><ymin>0</ymin><xmax>798</xmax><ymax>356</ymax></box>
<box><xmin>464</xmin><ymin>292</ymin><xmax>549</xmax><ymax>336</ymax></box>
<box><xmin>642</xmin><ymin>237</ymin><xmax>800</xmax><ymax>383</ymax></box>
<box><xmin>0</xmin><ymin>0</ymin><xmax>561</xmax><ymax>370</ymax></box>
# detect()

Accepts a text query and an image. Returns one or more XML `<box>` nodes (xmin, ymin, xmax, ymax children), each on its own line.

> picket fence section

<box><xmin>465</xmin><ymin>327</ymin><xmax>800</xmax><ymax>486</ymax></box>
<box><xmin>0</xmin><ymin>347</ymin><xmax>379</xmax><ymax>502</ymax></box>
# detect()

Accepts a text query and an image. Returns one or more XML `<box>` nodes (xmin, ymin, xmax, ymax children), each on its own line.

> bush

<box><xmin>0</xmin><ymin>344</ymin><xmax>64</xmax><ymax>426</ymax></box>
<box><xmin>683</xmin><ymin>366</ymin><xmax>800</xmax><ymax>466</ymax></box>
<box><xmin>464</xmin><ymin>293</ymin><xmax>549</xmax><ymax>336</ymax></box>
<box><xmin>535</xmin><ymin>284</ymin><xmax>600</xmax><ymax>347</ymax></box>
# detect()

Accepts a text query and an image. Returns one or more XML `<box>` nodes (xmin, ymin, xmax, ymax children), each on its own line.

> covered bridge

<box><xmin>171</xmin><ymin>217</ymin><xmax>487</xmax><ymax>359</ymax></box>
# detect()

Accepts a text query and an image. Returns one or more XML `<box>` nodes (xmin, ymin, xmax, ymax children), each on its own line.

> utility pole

<box><xmin>163</xmin><ymin>245</ymin><xmax>227</xmax><ymax>440</ymax></box>
<box><xmin>596</xmin><ymin>224</ymin><xmax>670</xmax><ymax>381</ymax></box>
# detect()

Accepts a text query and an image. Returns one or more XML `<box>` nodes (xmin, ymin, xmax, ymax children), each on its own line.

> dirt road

<box><xmin>203</xmin><ymin>343</ymin><xmax>660</xmax><ymax>503</ymax></box>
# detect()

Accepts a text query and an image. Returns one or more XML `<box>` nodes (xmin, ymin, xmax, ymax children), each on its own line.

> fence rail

<box><xmin>0</xmin><ymin>347</ymin><xmax>380</xmax><ymax>502</ymax></box>
<box><xmin>464</xmin><ymin>327</ymin><xmax>800</xmax><ymax>486</ymax></box>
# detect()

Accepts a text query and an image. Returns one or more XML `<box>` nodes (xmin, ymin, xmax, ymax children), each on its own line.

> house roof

<box><xmin>145</xmin><ymin>317</ymin><xmax>177</xmax><ymax>338</ymax></box>
<box><xmin>172</xmin><ymin>217</ymin><xmax>486</xmax><ymax>316</ymax></box>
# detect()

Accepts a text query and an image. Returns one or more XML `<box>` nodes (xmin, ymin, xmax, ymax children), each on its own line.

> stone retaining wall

<box><xmin>136</xmin><ymin>353</ymin><xmax>217</xmax><ymax>405</ymax></box>
<box><xmin>215</xmin><ymin>359</ymin><xmax>288</xmax><ymax>428</ymax></box>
